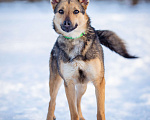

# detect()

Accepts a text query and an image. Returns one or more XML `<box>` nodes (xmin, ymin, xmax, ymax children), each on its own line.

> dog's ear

<box><xmin>79</xmin><ymin>0</ymin><xmax>89</xmax><ymax>10</ymax></box>
<box><xmin>50</xmin><ymin>0</ymin><xmax>61</xmax><ymax>10</ymax></box>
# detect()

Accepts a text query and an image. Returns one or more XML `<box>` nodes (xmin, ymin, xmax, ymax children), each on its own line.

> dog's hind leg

<box><xmin>47</xmin><ymin>69</ymin><xmax>62</xmax><ymax>120</ymax></box>
<box><xmin>93</xmin><ymin>77</ymin><xmax>105</xmax><ymax>120</ymax></box>
<box><xmin>65</xmin><ymin>80</ymin><xmax>79</xmax><ymax>120</ymax></box>
<box><xmin>76</xmin><ymin>84</ymin><xmax>87</xmax><ymax>120</ymax></box>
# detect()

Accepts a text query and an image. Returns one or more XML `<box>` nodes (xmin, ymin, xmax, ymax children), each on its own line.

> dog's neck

<box><xmin>57</xmin><ymin>23</ymin><xmax>96</xmax><ymax>62</ymax></box>
<box><xmin>63</xmin><ymin>32</ymin><xmax>85</xmax><ymax>39</ymax></box>
<box><xmin>61</xmin><ymin>24</ymin><xmax>87</xmax><ymax>39</ymax></box>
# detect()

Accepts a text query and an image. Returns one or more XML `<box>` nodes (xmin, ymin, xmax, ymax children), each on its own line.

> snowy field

<box><xmin>0</xmin><ymin>1</ymin><xmax>150</xmax><ymax>120</ymax></box>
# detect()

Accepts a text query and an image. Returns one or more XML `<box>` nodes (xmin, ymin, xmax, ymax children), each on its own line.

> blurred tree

<box><xmin>131</xmin><ymin>0</ymin><xmax>139</xmax><ymax>5</ymax></box>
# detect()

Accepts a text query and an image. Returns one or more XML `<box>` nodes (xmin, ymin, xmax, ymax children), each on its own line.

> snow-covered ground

<box><xmin>0</xmin><ymin>1</ymin><xmax>150</xmax><ymax>120</ymax></box>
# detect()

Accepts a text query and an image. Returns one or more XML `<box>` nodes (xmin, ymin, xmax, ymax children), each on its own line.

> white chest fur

<box><xmin>60</xmin><ymin>58</ymin><xmax>103</xmax><ymax>84</ymax></box>
<box><xmin>69</xmin><ymin>40</ymin><xmax>84</xmax><ymax>60</ymax></box>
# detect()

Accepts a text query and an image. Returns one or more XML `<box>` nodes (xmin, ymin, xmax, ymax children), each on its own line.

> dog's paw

<box><xmin>79</xmin><ymin>117</ymin><xmax>85</xmax><ymax>120</ymax></box>
<box><xmin>53</xmin><ymin>116</ymin><xmax>56</xmax><ymax>120</ymax></box>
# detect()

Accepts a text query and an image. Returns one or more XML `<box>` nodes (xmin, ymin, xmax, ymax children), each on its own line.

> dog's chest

<box><xmin>58</xmin><ymin>37</ymin><xmax>84</xmax><ymax>60</ymax></box>
<box><xmin>60</xmin><ymin>58</ymin><xmax>102</xmax><ymax>84</ymax></box>
<box><xmin>69</xmin><ymin>41</ymin><xmax>83</xmax><ymax>60</ymax></box>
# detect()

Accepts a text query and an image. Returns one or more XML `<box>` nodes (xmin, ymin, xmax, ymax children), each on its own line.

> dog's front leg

<box><xmin>64</xmin><ymin>80</ymin><xmax>79</xmax><ymax>120</ymax></box>
<box><xmin>93</xmin><ymin>77</ymin><xmax>105</xmax><ymax>120</ymax></box>
<box><xmin>47</xmin><ymin>67</ymin><xmax>62</xmax><ymax>120</ymax></box>
<box><xmin>76</xmin><ymin>84</ymin><xmax>87</xmax><ymax>120</ymax></box>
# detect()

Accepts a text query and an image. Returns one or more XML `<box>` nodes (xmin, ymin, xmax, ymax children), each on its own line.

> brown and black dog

<box><xmin>47</xmin><ymin>0</ymin><xmax>137</xmax><ymax>120</ymax></box>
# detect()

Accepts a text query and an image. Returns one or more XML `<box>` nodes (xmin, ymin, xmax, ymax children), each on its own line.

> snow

<box><xmin>0</xmin><ymin>1</ymin><xmax>150</xmax><ymax>120</ymax></box>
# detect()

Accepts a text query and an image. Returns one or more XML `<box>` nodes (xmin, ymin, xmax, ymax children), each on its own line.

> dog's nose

<box><xmin>63</xmin><ymin>20</ymin><xmax>72</xmax><ymax>28</ymax></box>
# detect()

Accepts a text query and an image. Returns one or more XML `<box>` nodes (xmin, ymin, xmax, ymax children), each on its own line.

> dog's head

<box><xmin>51</xmin><ymin>0</ymin><xmax>89</xmax><ymax>38</ymax></box>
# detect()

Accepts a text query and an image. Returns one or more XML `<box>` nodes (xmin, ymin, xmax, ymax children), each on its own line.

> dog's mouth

<box><xmin>61</xmin><ymin>23</ymin><xmax>78</xmax><ymax>32</ymax></box>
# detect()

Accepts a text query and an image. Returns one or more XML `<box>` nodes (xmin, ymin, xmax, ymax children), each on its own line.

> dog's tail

<box><xmin>96</xmin><ymin>30</ymin><xmax>138</xmax><ymax>59</ymax></box>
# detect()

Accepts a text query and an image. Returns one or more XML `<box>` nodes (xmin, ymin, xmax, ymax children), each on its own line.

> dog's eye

<box><xmin>73</xmin><ymin>10</ymin><xmax>79</xmax><ymax>14</ymax></box>
<box><xmin>59</xmin><ymin>9</ymin><xmax>64</xmax><ymax>14</ymax></box>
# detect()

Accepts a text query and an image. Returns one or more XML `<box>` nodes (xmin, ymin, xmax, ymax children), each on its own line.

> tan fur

<box><xmin>47</xmin><ymin>57</ymin><xmax>63</xmax><ymax>120</ymax></box>
<box><xmin>79</xmin><ymin>0</ymin><xmax>89</xmax><ymax>9</ymax></box>
<box><xmin>94</xmin><ymin>77</ymin><xmax>105</xmax><ymax>120</ymax></box>
<box><xmin>53</xmin><ymin>0</ymin><xmax>89</xmax><ymax>38</ymax></box>
<box><xmin>76</xmin><ymin>84</ymin><xmax>87</xmax><ymax>120</ymax></box>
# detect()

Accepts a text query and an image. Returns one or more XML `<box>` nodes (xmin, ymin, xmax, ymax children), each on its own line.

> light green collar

<box><xmin>64</xmin><ymin>32</ymin><xmax>85</xmax><ymax>39</ymax></box>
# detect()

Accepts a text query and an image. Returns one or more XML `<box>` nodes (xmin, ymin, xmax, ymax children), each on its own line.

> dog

<box><xmin>46</xmin><ymin>0</ymin><xmax>137</xmax><ymax>120</ymax></box>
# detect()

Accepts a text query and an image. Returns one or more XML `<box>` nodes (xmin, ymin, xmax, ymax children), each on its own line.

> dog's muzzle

<box><xmin>61</xmin><ymin>20</ymin><xmax>78</xmax><ymax>32</ymax></box>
